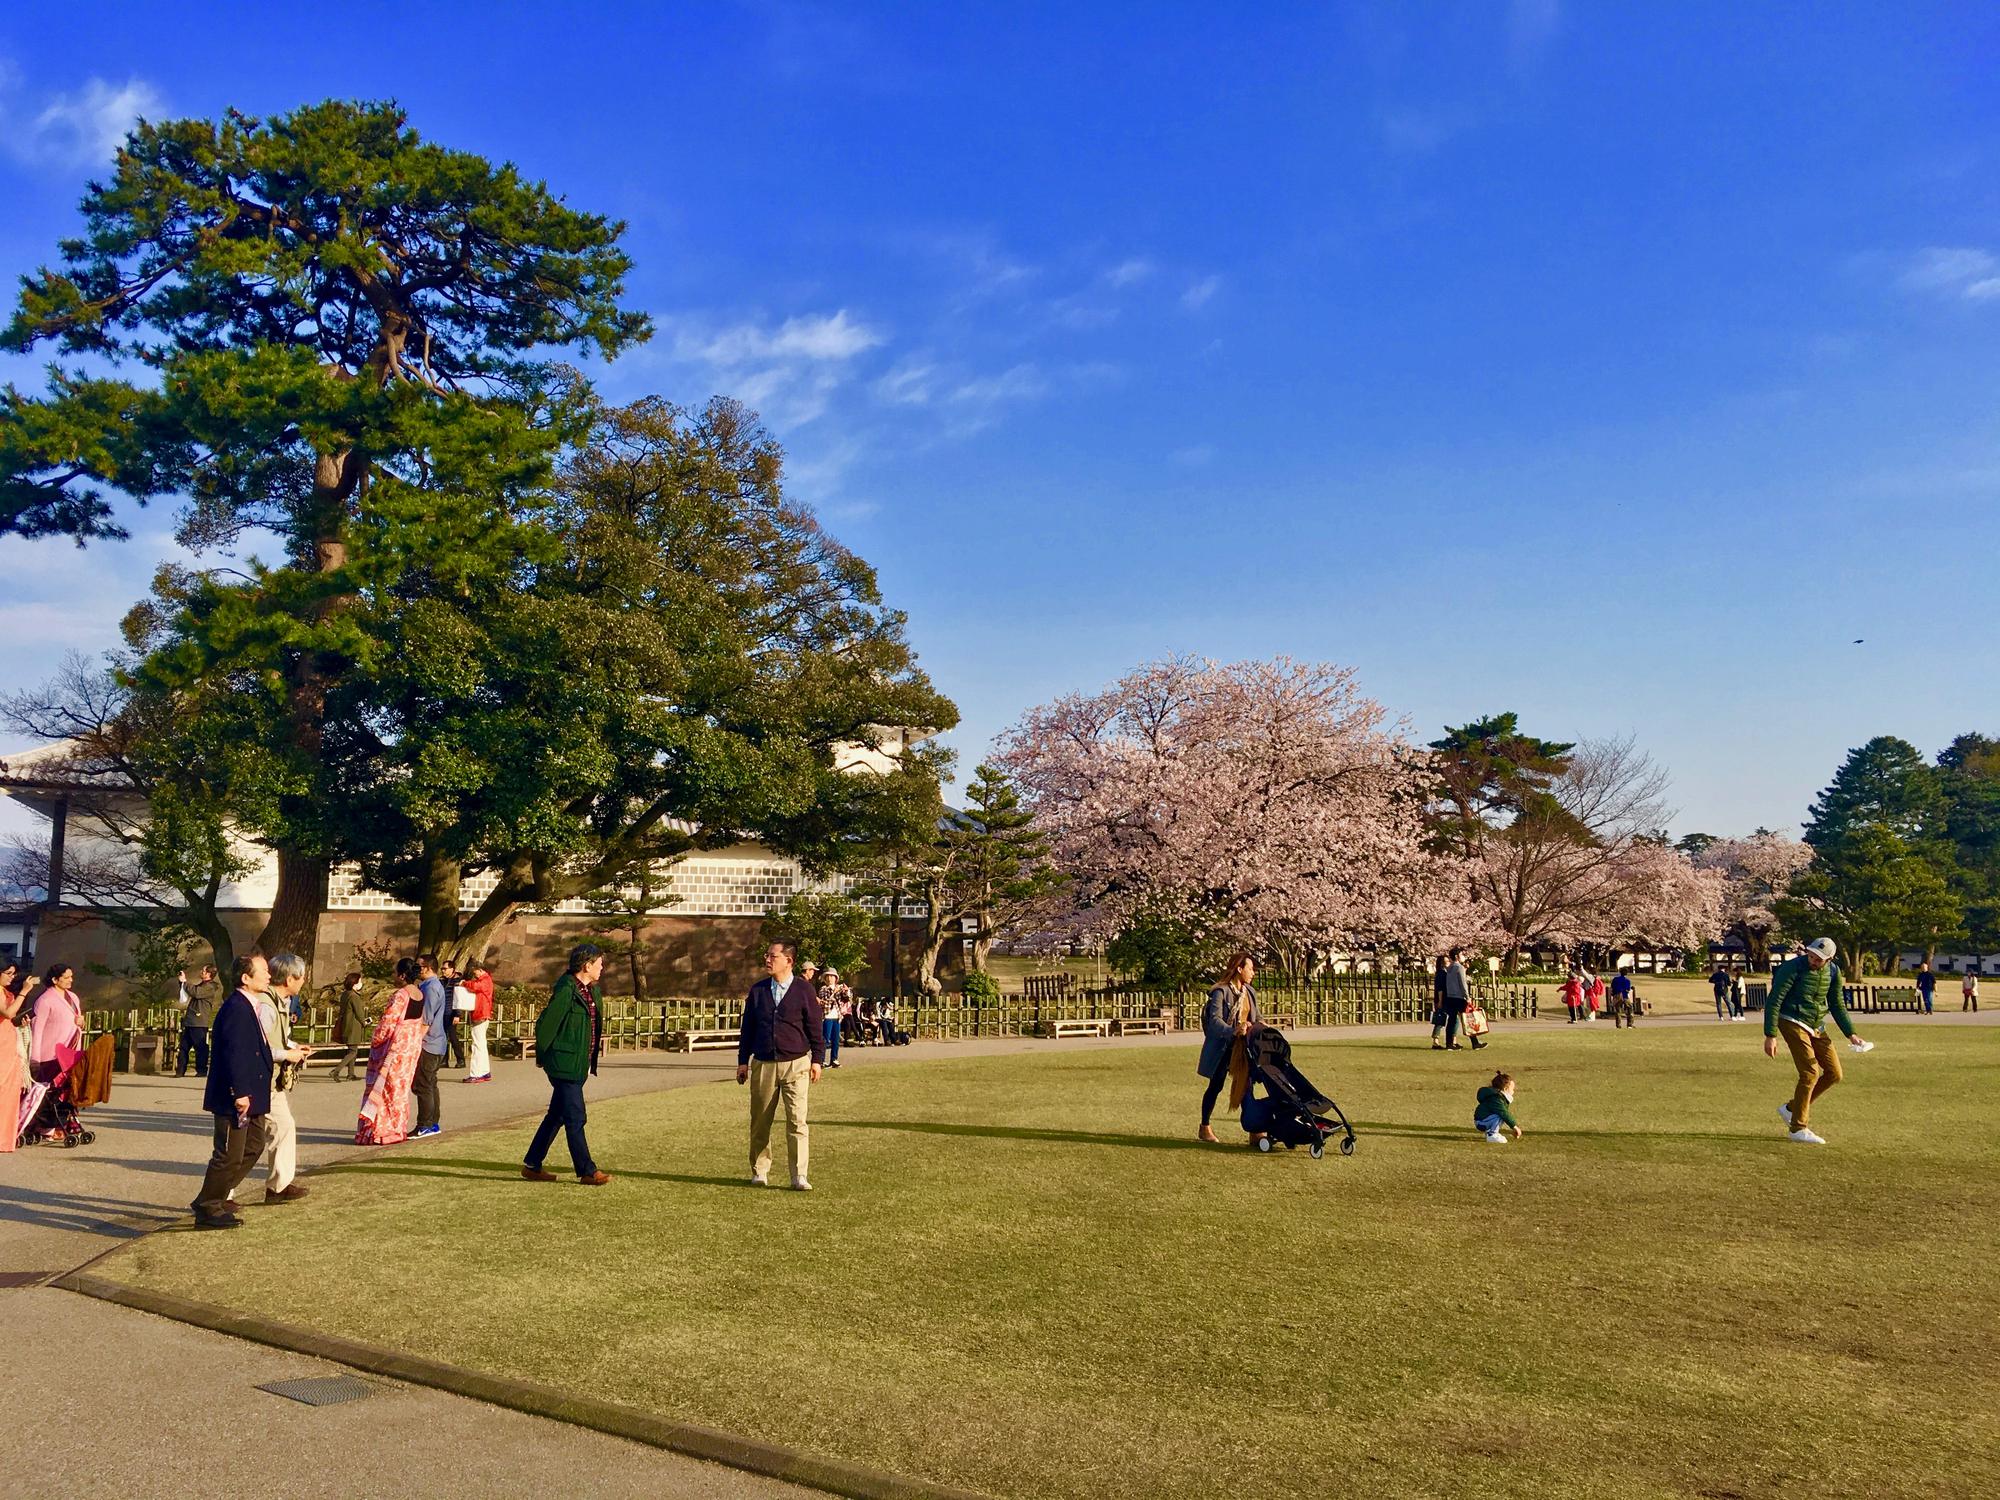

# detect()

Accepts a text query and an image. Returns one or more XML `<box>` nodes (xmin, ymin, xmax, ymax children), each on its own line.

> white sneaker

<box><xmin>1484</xmin><ymin>1130</ymin><xmax>1507</xmax><ymax>1144</ymax></box>
<box><xmin>1778</xmin><ymin>1103</ymin><xmax>1792</xmax><ymax>1126</ymax></box>
<box><xmin>750</xmin><ymin>1173</ymin><xmax>768</xmax><ymax>1187</ymax></box>
<box><xmin>1787</xmin><ymin>1127</ymin><xmax>1826</xmax><ymax>1145</ymax></box>
<box><xmin>792</xmin><ymin>1178</ymin><xmax>812</xmax><ymax>1191</ymax></box>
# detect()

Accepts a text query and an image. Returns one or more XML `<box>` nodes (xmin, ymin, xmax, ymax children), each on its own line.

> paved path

<box><xmin>2</xmin><ymin>1008</ymin><xmax>1988</xmax><ymax>1497</ymax></box>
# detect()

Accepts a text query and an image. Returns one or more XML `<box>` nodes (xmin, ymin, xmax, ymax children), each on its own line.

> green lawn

<box><xmin>99</xmin><ymin>1027</ymin><xmax>2000</xmax><ymax>1500</ymax></box>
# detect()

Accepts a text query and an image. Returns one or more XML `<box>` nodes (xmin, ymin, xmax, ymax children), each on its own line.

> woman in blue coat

<box><xmin>1197</xmin><ymin>951</ymin><xmax>1260</xmax><ymax>1143</ymax></box>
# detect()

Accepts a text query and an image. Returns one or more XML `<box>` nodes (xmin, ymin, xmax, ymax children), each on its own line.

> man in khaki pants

<box><xmin>251</xmin><ymin>951</ymin><xmax>314</xmax><ymax>1203</ymax></box>
<box><xmin>736</xmin><ymin>941</ymin><xmax>824</xmax><ymax>1190</ymax></box>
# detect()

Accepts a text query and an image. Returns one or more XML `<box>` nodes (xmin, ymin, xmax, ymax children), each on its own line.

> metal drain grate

<box><xmin>0</xmin><ymin>1272</ymin><xmax>55</xmax><ymax>1288</ymax></box>
<box><xmin>255</xmin><ymin>1375</ymin><xmax>378</xmax><ymax>1407</ymax></box>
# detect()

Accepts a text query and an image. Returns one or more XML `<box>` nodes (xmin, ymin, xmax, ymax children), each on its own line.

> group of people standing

<box><xmin>1</xmin><ymin>959</ymin><xmax>86</xmax><ymax>1150</ymax></box>
<box><xmin>353</xmin><ymin>954</ymin><xmax>496</xmax><ymax>1147</ymax></box>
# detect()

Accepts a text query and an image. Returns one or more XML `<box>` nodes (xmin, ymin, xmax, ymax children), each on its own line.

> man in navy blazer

<box><xmin>191</xmin><ymin>951</ymin><xmax>275</xmax><ymax>1229</ymax></box>
<box><xmin>736</xmin><ymin>941</ymin><xmax>824</xmax><ymax>1189</ymax></box>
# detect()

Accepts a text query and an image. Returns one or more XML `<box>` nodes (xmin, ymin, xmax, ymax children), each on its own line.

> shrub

<box><xmin>963</xmin><ymin>971</ymin><xmax>1001</xmax><ymax>1007</ymax></box>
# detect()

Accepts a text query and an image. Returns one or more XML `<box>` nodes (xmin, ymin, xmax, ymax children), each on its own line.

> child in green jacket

<box><xmin>1473</xmin><ymin>1072</ymin><xmax>1522</xmax><ymax>1144</ymax></box>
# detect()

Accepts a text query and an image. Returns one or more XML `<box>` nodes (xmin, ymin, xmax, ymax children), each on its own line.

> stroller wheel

<box><xmin>1340</xmin><ymin>1135</ymin><xmax>1357</xmax><ymax>1156</ymax></box>
<box><xmin>79</xmin><ymin>1130</ymin><xmax>96</xmax><ymax>1145</ymax></box>
<box><xmin>1309</xmin><ymin>1140</ymin><xmax>1325</xmax><ymax>1160</ymax></box>
<box><xmin>1255</xmin><ymin>1136</ymin><xmax>1274</xmax><ymax>1153</ymax></box>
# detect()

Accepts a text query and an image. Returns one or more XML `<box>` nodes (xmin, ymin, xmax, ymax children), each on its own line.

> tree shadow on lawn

<box><xmin>818</xmin><ymin>1120</ymin><xmax>1210</xmax><ymax>1152</ymax></box>
<box><xmin>1352</xmin><ymin>1120</ymin><xmax>1781</xmax><ymax>1143</ymax></box>
<box><xmin>319</xmin><ymin>1156</ymin><xmax>749</xmax><ymax>1189</ymax></box>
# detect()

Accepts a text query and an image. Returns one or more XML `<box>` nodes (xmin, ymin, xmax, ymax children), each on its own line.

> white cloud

<box><xmin>0</xmin><ymin>66</ymin><xmax>163</xmax><ymax>168</ymax></box>
<box><xmin>950</xmin><ymin>363</ymin><xmax>1049</xmax><ymax>406</ymax></box>
<box><xmin>1181</xmin><ymin>275</ymin><xmax>1221</xmax><ymax>311</ymax></box>
<box><xmin>1899</xmin><ymin>246</ymin><xmax>1999</xmax><ymax>298</ymax></box>
<box><xmin>873</xmin><ymin>358</ymin><xmax>938</xmax><ymax>407</ymax></box>
<box><xmin>1105</xmin><ymin>257</ymin><xmax>1157</xmax><ymax>289</ymax></box>
<box><xmin>663</xmin><ymin>308</ymin><xmax>888</xmax><ymax>427</ymax></box>
<box><xmin>693</xmin><ymin>309</ymin><xmax>884</xmax><ymax>364</ymax></box>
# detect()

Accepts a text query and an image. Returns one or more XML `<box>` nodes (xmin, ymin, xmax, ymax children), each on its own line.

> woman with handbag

<box><xmin>1197</xmin><ymin>951</ymin><xmax>1261</xmax><ymax>1144</ymax></box>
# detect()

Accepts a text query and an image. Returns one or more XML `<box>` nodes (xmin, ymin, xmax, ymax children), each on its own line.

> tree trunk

<box><xmin>257</xmin><ymin>848</ymin><xmax>326</xmax><ymax>959</ymax></box>
<box><xmin>258</xmin><ymin>448</ymin><xmax>359</xmax><ymax>964</ymax></box>
<box><xmin>628</xmin><ymin>921</ymin><xmax>646</xmax><ymax>1000</ymax></box>
<box><xmin>417</xmin><ymin>845</ymin><xmax>463</xmax><ymax>957</ymax></box>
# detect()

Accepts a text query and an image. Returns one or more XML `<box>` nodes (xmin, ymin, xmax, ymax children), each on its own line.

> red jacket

<box><xmin>469</xmin><ymin>972</ymin><xmax>495</xmax><ymax>1024</ymax></box>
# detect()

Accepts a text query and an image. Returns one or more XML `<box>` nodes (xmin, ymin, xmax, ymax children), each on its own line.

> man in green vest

<box><xmin>1764</xmin><ymin>937</ymin><xmax>1873</xmax><ymax>1145</ymax></box>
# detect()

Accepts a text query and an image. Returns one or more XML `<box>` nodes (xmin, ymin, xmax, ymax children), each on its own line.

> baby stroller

<box><xmin>19</xmin><ymin>1042</ymin><xmax>96</xmax><ymax>1148</ymax></box>
<box><xmin>1239</xmin><ymin>1026</ymin><xmax>1356</xmax><ymax>1159</ymax></box>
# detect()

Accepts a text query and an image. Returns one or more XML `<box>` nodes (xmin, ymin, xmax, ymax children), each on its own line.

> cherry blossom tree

<box><xmin>1467</xmin><ymin>737</ymin><xmax>1720</xmax><ymax>966</ymax></box>
<box><xmin>1695</xmin><ymin>832</ymin><xmax>1813</xmax><ymax>970</ymax></box>
<box><xmin>995</xmin><ymin>657</ymin><xmax>1469</xmax><ymax>974</ymax></box>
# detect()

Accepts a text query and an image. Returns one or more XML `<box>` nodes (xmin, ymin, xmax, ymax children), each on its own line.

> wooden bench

<box><xmin>1112</xmin><ymin>1017</ymin><xmax>1166</xmax><ymax>1036</ymax></box>
<box><xmin>667</xmin><ymin>1028</ymin><xmax>741</xmax><ymax>1053</ymax></box>
<box><xmin>1267</xmin><ymin>1014</ymin><xmax>1297</xmax><ymax>1031</ymax></box>
<box><xmin>1045</xmin><ymin>1019</ymin><xmax>1112</xmax><ymax>1040</ymax></box>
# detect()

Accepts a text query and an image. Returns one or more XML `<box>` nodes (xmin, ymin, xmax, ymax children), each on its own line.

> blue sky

<box><xmin>2</xmin><ymin>1</ymin><xmax>1997</xmax><ymax>838</ymax></box>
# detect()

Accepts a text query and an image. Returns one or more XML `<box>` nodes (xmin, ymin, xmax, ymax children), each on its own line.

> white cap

<box><xmin>1804</xmin><ymin>938</ymin><xmax>1838</xmax><ymax>963</ymax></box>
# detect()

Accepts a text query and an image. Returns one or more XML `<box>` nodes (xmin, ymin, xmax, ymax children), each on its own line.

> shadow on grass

<box><xmin>319</xmin><ymin>1156</ymin><xmax>748</xmax><ymax>1189</ymax></box>
<box><xmin>1352</xmin><ymin>1120</ymin><xmax>1781</xmax><ymax>1143</ymax></box>
<box><xmin>819</xmin><ymin>1120</ymin><xmax>1210</xmax><ymax>1153</ymax></box>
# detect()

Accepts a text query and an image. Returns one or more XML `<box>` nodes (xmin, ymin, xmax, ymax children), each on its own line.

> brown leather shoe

<box><xmin>521</xmin><ymin>1167</ymin><xmax>558</xmax><ymax>1182</ymax></box>
<box><xmin>578</xmin><ymin>1170</ymin><xmax>612</xmax><ymax>1186</ymax></box>
<box><xmin>264</xmin><ymin>1184</ymin><xmax>310</xmax><ymax>1203</ymax></box>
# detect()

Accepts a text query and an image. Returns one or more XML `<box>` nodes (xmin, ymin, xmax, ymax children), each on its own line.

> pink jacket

<box><xmin>29</xmin><ymin>985</ymin><xmax>83</xmax><ymax>1064</ymax></box>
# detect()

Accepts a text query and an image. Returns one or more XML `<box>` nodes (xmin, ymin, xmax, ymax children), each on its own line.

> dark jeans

<box><xmin>1200</xmin><ymin>1039</ymin><xmax>1235</xmax><ymax>1125</ymax></box>
<box><xmin>413</xmin><ymin>1051</ymin><xmax>443</xmax><ymax>1130</ymax></box>
<box><xmin>327</xmin><ymin>1044</ymin><xmax>361</xmax><ymax>1079</ymax></box>
<box><xmin>195</xmin><ymin>1112</ymin><xmax>270</xmax><ymax>1214</ymax></box>
<box><xmin>525</xmin><ymin>1078</ymin><xmax>596</xmax><ymax>1177</ymax></box>
<box><xmin>176</xmin><ymin>1025</ymin><xmax>209</xmax><ymax>1076</ymax></box>
<box><xmin>446</xmin><ymin>1016</ymin><xmax>467</xmax><ymax>1067</ymax></box>
<box><xmin>823</xmin><ymin>1016</ymin><xmax>841</xmax><ymax>1063</ymax></box>
<box><xmin>1713</xmin><ymin>991</ymin><xmax>1730</xmax><ymax>1018</ymax></box>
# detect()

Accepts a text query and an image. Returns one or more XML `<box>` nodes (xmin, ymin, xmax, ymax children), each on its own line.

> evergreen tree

<box><xmin>1937</xmin><ymin>733</ymin><xmax>2000</xmax><ymax>948</ymax></box>
<box><xmin>2</xmin><ymin>99</ymin><xmax>650</xmax><ymax>955</ymax></box>
<box><xmin>1802</xmin><ymin>737</ymin><xmax>1945</xmax><ymax>851</ymax></box>
<box><xmin>1426</xmin><ymin>712</ymin><xmax>1577</xmax><ymax>858</ymax></box>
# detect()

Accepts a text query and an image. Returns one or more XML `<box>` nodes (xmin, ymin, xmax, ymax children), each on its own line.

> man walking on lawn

<box><xmin>1765</xmin><ymin>937</ymin><xmax>1872</xmax><ymax>1145</ymax></box>
<box><xmin>1915</xmin><ymin>960</ymin><xmax>1936</xmax><ymax>1015</ymax></box>
<box><xmin>190</xmin><ymin>952</ymin><xmax>275</xmax><ymax>1229</ymax></box>
<box><xmin>522</xmin><ymin>943</ymin><xmax>611</xmax><ymax>1186</ymax></box>
<box><xmin>737</xmin><ymin>940</ymin><xmax>823</xmax><ymax>1190</ymax></box>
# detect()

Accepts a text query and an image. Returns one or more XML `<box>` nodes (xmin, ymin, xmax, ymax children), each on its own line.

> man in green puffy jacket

<box><xmin>521</xmin><ymin>944</ymin><xmax>611</xmax><ymax>1185</ymax></box>
<box><xmin>1764</xmin><ymin>937</ymin><xmax>1872</xmax><ymax>1145</ymax></box>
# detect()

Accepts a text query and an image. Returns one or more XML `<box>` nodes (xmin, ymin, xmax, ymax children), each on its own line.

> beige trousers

<box><xmin>466</xmin><ymin>1020</ymin><xmax>491</xmax><ymax>1077</ymax></box>
<box><xmin>749</xmin><ymin>1055</ymin><xmax>812</xmax><ymax>1183</ymax></box>
<box><xmin>261</xmin><ymin>1087</ymin><xmax>297</xmax><ymax>1191</ymax></box>
<box><xmin>1780</xmin><ymin>1020</ymin><xmax>1842</xmax><ymax>1130</ymax></box>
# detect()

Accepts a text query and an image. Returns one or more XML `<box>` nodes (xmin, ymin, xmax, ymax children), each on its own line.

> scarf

<box><xmin>1224</xmin><ymin>984</ymin><xmax>1253</xmax><ymax>1112</ymax></box>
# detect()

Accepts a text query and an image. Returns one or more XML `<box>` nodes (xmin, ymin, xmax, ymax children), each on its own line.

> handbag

<box><xmin>1464</xmin><ymin>1006</ymin><xmax>1490</xmax><ymax>1036</ymax></box>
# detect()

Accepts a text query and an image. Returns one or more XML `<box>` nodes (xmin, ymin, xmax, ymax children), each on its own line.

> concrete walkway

<box><xmin>2</xmin><ymin>1009</ymin><xmax>1988</xmax><ymax>1496</ymax></box>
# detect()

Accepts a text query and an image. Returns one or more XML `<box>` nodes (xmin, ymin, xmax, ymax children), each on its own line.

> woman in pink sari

<box><xmin>20</xmin><ymin>963</ymin><xmax>85</xmax><ymax>1142</ymax></box>
<box><xmin>355</xmin><ymin>958</ymin><xmax>428</xmax><ymax>1146</ymax></box>
<box><xmin>0</xmin><ymin>960</ymin><xmax>41</xmax><ymax>1152</ymax></box>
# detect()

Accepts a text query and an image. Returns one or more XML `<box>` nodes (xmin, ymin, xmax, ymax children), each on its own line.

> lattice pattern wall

<box><xmin>323</xmin><ymin>849</ymin><xmax>914</xmax><ymax>917</ymax></box>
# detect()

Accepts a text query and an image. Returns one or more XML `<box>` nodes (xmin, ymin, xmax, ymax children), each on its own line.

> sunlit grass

<box><xmin>100</xmin><ymin>1026</ymin><xmax>2000</xmax><ymax>1499</ymax></box>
